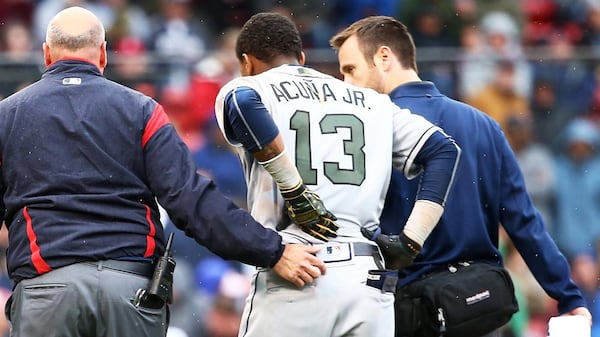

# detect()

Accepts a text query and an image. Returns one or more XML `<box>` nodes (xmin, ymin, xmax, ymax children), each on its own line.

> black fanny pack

<box><xmin>395</xmin><ymin>261</ymin><xmax>519</xmax><ymax>337</ymax></box>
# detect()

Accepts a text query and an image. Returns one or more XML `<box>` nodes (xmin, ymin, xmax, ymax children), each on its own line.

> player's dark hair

<box><xmin>330</xmin><ymin>16</ymin><xmax>418</xmax><ymax>72</ymax></box>
<box><xmin>236</xmin><ymin>12</ymin><xmax>302</xmax><ymax>63</ymax></box>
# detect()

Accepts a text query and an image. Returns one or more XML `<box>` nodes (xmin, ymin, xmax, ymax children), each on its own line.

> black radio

<box><xmin>133</xmin><ymin>232</ymin><xmax>176</xmax><ymax>309</ymax></box>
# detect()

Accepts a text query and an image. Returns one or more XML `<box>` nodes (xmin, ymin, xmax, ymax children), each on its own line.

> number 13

<box><xmin>290</xmin><ymin>110</ymin><xmax>366</xmax><ymax>186</ymax></box>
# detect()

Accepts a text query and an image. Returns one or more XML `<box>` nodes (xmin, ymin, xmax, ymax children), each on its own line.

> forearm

<box><xmin>404</xmin><ymin>199</ymin><xmax>444</xmax><ymax>246</ymax></box>
<box><xmin>256</xmin><ymin>135</ymin><xmax>303</xmax><ymax>191</ymax></box>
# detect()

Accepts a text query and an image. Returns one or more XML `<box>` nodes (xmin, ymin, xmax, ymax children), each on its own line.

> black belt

<box><xmin>87</xmin><ymin>260</ymin><xmax>155</xmax><ymax>278</ymax></box>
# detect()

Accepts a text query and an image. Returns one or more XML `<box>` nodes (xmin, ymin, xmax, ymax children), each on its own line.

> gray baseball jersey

<box><xmin>215</xmin><ymin>64</ymin><xmax>438</xmax><ymax>245</ymax></box>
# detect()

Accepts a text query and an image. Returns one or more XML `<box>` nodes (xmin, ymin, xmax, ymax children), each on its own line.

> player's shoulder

<box><xmin>218</xmin><ymin>76</ymin><xmax>260</xmax><ymax>97</ymax></box>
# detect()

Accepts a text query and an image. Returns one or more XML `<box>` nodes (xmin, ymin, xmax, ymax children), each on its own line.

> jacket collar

<box><xmin>388</xmin><ymin>81</ymin><xmax>441</xmax><ymax>99</ymax></box>
<box><xmin>43</xmin><ymin>59</ymin><xmax>102</xmax><ymax>78</ymax></box>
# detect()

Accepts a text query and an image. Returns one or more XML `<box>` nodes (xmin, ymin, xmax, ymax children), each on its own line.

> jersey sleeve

<box><xmin>412</xmin><ymin>130</ymin><xmax>461</xmax><ymax>206</ymax></box>
<box><xmin>389</xmin><ymin>103</ymin><xmax>441</xmax><ymax>179</ymax></box>
<box><xmin>220</xmin><ymin>86</ymin><xmax>280</xmax><ymax>153</ymax></box>
<box><xmin>141</xmin><ymin>102</ymin><xmax>284</xmax><ymax>268</ymax></box>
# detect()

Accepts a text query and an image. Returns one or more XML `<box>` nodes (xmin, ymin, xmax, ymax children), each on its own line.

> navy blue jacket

<box><xmin>380</xmin><ymin>82</ymin><xmax>586</xmax><ymax>313</ymax></box>
<box><xmin>0</xmin><ymin>60</ymin><xmax>283</xmax><ymax>285</ymax></box>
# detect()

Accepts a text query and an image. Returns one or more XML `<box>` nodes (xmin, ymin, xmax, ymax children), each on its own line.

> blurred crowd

<box><xmin>1</xmin><ymin>0</ymin><xmax>600</xmax><ymax>336</ymax></box>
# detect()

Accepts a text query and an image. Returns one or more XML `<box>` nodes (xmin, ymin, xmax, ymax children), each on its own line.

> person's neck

<box><xmin>386</xmin><ymin>69</ymin><xmax>421</xmax><ymax>94</ymax></box>
<box><xmin>267</xmin><ymin>56</ymin><xmax>301</xmax><ymax>68</ymax></box>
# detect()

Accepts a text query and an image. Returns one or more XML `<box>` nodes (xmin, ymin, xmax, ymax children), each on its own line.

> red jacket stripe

<box><xmin>143</xmin><ymin>205</ymin><xmax>156</xmax><ymax>257</ymax></box>
<box><xmin>23</xmin><ymin>207</ymin><xmax>52</xmax><ymax>274</ymax></box>
<box><xmin>142</xmin><ymin>104</ymin><xmax>170</xmax><ymax>149</ymax></box>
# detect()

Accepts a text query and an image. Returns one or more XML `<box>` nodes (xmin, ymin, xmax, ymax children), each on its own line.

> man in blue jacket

<box><xmin>330</xmin><ymin>15</ymin><xmax>591</xmax><ymax>336</ymax></box>
<box><xmin>0</xmin><ymin>7</ymin><xmax>327</xmax><ymax>337</ymax></box>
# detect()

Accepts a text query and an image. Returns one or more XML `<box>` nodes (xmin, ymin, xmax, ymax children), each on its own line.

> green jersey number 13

<box><xmin>290</xmin><ymin>110</ymin><xmax>366</xmax><ymax>186</ymax></box>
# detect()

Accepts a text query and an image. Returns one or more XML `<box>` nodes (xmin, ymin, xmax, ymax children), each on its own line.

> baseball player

<box><xmin>214</xmin><ymin>12</ymin><xmax>461</xmax><ymax>337</ymax></box>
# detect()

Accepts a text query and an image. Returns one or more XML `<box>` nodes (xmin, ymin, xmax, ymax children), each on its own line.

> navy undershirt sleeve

<box><xmin>413</xmin><ymin>130</ymin><xmax>460</xmax><ymax>206</ymax></box>
<box><xmin>223</xmin><ymin>86</ymin><xmax>280</xmax><ymax>153</ymax></box>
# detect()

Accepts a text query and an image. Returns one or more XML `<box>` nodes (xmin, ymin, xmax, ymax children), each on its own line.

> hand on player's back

<box><xmin>273</xmin><ymin>244</ymin><xmax>327</xmax><ymax>287</ymax></box>
<box><xmin>281</xmin><ymin>183</ymin><xmax>339</xmax><ymax>241</ymax></box>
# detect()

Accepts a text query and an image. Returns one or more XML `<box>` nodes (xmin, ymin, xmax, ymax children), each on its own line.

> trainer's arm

<box><xmin>497</xmin><ymin>130</ymin><xmax>589</xmax><ymax>319</ymax></box>
<box><xmin>142</xmin><ymin>103</ymin><xmax>280</xmax><ymax>266</ymax></box>
<box><xmin>144</xmin><ymin>101</ymin><xmax>326</xmax><ymax>286</ymax></box>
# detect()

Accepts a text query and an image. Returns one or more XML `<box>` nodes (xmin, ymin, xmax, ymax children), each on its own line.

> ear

<box><xmin>374</xmin><ymin>45</ymin><xmax>393</xmax><ymax>71</ymax></box>
<box><xmin>299</xmin><ymin>51</ymin><xmax>306</xmax><ymax>66</ymax></box>
<box><xmin>240</xmin><ymin>53</ymin><xmax>253</xmax><ymax>76</ymax></box>
<box><xmin>43</xmin><ymin>42</ymin><xmax>52</xmax><ymax>67</ymax></box>
<box><xmin>99</xmin><ymin>41</ymin><xmax>107</xmax><ymax>73</ymax></box>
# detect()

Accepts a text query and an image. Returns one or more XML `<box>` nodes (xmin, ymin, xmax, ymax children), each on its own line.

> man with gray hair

<box><xmin>0</xmin><ymin>6</ymin><xmax>327</xmax><ymax>337</ymax></box>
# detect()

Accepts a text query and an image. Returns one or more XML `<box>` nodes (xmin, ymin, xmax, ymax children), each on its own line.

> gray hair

<box><xmin>46</xmin><ymin>21</ymin><xmax>105</xmax><ymax>51</ymax></box>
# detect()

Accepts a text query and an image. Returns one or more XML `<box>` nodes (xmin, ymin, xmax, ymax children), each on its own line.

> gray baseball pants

<box><xmin>5</xmin><ymin>261</ymin><xmax>169</xmax><ymax>337</ymax></box>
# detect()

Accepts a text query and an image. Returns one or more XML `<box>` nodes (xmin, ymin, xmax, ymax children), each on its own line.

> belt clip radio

<box><xmin>133</xmin><ymin>232</ymin><xmax>176</xmax><ymax>308</ymax></box>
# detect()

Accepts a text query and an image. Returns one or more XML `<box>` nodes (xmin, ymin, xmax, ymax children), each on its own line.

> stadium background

<box><xmin>1</xmin><ymin>0</ymin><xmax>600</xmax><ymax>336</ymax></box>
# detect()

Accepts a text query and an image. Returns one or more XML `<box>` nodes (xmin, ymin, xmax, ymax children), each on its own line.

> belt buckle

<box><xmin>316</xmin><ymin>242</ymin><xmax>352</xmax><ymax>263</ymax></box>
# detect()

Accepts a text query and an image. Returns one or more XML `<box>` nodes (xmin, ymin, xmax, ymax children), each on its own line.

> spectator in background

<box><xmin>189</xmin><ymin>27</ymin><xmax>247</xmax><ymax>209</ymax></box>
<box><xmin>32</xmin><ymin>0</ymin><xmax>99</xmax><ymax>46</ymax></box>
<box><xmin>159</xmin><ymin>85</ymin><xmax>206</xmax><ymax>152</ymax></box>
<box><xmin>532</xmin><ymin>32</ymin><xmax>595</xmax><ymax>131</ymax></box>
<box><xmin>464</xmin><ymin>59</ymin><xmax>531</xmax><ymax>132</ymax></box>
<box><xmin>0</xmin><ymin>19</ymin><xmax>42</xmax><ymax>99</ymax></box>
<box><xmin>193</xmin><ymin>117</ymin><xmax>248</xmax><ymax>209</ymax></box>
<box><xmin>203</xmin><ymin>270</ymin><xmax>251</xmax><ymax>337</ymax></box>
<box><xmin>460</xmin><ymin>11</ymin><xmax>532</xmax><ymax>101</ymax></box>
<box><xmin>397</xmin><ymin>1</ymin><xmax>461</xmax><ymax>97</ymax></box>
<box><xmin>530</xmin><ymin>79</ymin><xmax>580</xmax><ymax>152</ymax></box>
<box><xmin>149</xmin><ymin>0</ymin><xmax>213</xmax><ymax>90</ymax></box>
<box><xmin>501</xmin><ymin>230</ymin><xmax>556</xmax><ymax>337</ymax></box>
<box><xmin>0</xmin><ymin>0</ymin><xmax>33</xmax><ymax>26</ymax></box>
<box><xmin>168</xmin><ymin>255</ymin><xmax>249</xmax><ymax>337</ymax></box>
<box><xmin>194</xmin><ymin>27</ymin><xmax>241</xmax><ymax>85</ymax></box>
<box><xmin>568</xmin><ymin>253</ymin><xmax>600</xmax><ymax>337</ymax></box>
<box><xmin>521</xmin><ymin>0</ymin><xmax>583</xmax><ymax>47</ymax></box>
<box><xmin>168</xmin><ymin>260</ymin><xmax>212</xmax><ymax>337</ymax></box>
<box><xmin>104</xmin><ymin>36</ymin><xmax>157</xmax><ymax>98</ymax></box>
<box><xmin>397</xmin><ymin>0</ymin><xmax>463</xmax><ymax>46</ymax></box>
<box><xmin>579</xmin><ymin>0</ymin><xmax>600</xmax><ymax>59</ymax></box>
<box><xmin>505</xmin><ymin>115</ymin><xmax>557</xmax><ymax>232</ymax></box>
<box><xmin>554</xmin><ymin>118</ymin><xmax>600</xmax><ymax>260</ymax></box>
<box><xmin>99</xmin><ymin>0</ymin><xmax>151</xmax><ymax>49</ymax></box>
<box><xmin>456</xmin><ymin>22</ymin><xmax>487</xmax><ymax>100</ymax></box>
<box><xmin>584</xmin><ymin>64</ymin><xmax>600</xmax><ymax>125</ymax></box>
<box><xmin>190</xmin><ymin>27</ymin><xmax>242</xmax><ymax>132</ymax></box>
<box><xmin>570</xmin><ymin>254</ymin><xmax>600</xmax><ymax>316</ymax></box>
<box><xmin>258</xmin><ymin>3</ymin><xmax>331</xmax><ymax>49</ymax></box>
